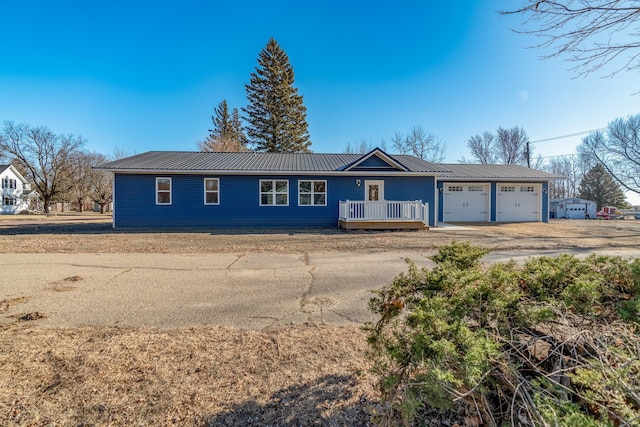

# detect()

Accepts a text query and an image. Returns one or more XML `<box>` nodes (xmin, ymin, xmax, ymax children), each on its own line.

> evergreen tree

<box><xmin>229</xmin><ymin>107</ymin><xmax>245</xmax><ymax>145</ymax></box>
<box><xmin>577</xmin><ymin>163</ymin><xmax>628</xmax><ymax>209</ymax></box>
<box><xmin>201</xmin><ymin>100</ymin><xmax>247</xmax><ymax>152</ymax></box>
<box><xmin>243</xmin><ymin>37</ymin><xmax>311</xmax><ymax>153</ymax></box>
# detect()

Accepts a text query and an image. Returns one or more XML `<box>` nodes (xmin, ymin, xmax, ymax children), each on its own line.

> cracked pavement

<box><xmin>0</xmin><ymin>251</ymin><xmax>434</xmax><ymax>329</ymax></box>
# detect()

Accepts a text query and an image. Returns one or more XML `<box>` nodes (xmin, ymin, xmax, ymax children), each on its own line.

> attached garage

<box><xmin>496</xmin><ymin>184</ymin><xmax>541</xmax><ymax>222</ymax></box>
<box><xmin>442</xmin><ymin>183</ymin><xmax>489</xmax><ymax>222</ymax></box>
<box><xmin>437</xmin><ymin>164</ymin><xmax>561</xmax><ymax>224</ymax></box>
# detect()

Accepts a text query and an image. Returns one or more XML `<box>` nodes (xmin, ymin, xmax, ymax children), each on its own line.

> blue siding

<box><xmin>542</xmin><ymin>182</ymin><xmax>549</xmax><ymax>222</ymax></box>
<box><xmin>490</xmin><ymin>183</ymin><xmax>497</xmax><ymax>222</ymax></box>
<box><xmin>114</xmin><ymin>173</ymin><xmax>436</xmax><ymax>229</ymax></box>
<box><xmin>352</xmin><ymin>155</ymin><xmax>397</xmax><ymax>170</ymax></box>
<box><xmin>437</xmin><ymin>181</ymin><xmax>444</xmax><ymax>222</ymax></box>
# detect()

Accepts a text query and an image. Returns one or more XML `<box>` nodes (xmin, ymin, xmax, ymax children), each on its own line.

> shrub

<box><xmin>366</xmin><ymin>242</ymin><xmax>640</xmax><ymax>426</ymax></box>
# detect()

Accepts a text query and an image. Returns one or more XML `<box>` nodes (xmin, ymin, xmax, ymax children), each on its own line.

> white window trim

<box><xmin>204</xmin><ymin>178</ymin><xmax>220</xmax><ymax>205</ymax></box>
<box><xmin>298</xmin><ymin>180</ymin><xmax>327</xmax><ymax>206</ymax></box>
<box><xmin>259</xmin><ymin>179</ymin><xmax>289</xmax><ymax>206</ymax></box>
<box><xmin>156</xmin><ymin>177</ymin><xmax>172</xmax><ymax>205</ymax></box>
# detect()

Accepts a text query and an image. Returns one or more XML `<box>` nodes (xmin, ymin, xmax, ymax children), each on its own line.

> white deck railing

<box><xmin>339</xmin><ymin>200</ymin><xmax>429</xmax><ymax>225</ymax></box>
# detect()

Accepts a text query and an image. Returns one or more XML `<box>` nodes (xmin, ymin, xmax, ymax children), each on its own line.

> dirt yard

<box><xmin>2</xmin><ymin>212</ymin><xmax>640</xmax><ymax>254</ymax></box>
<box><xmin>1</xmin><ymin>214</ymin><xmax>639</xmax><ymax>426</ymax></box>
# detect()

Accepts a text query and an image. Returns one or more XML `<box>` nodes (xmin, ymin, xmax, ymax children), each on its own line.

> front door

<box><xmin>365</xmin><ymin>180</ymin><xmax>384</xmax><ymax>201</ymax></box>
<box><xmin>364</xmin><ymin>180</ymin><xmax>384</xmax><ymax>219</ymax></box>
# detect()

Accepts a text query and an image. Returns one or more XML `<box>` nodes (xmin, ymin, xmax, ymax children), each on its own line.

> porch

<box><xmin>338</xmin><ymin>200</ymin><xmax>429</xmax><ymax>231</ymax></box>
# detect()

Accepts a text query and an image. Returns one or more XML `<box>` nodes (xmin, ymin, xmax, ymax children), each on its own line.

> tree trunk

<box><xmin>100</xmin><ymin>202</ymin><xmax>106</xmax><ymax>214</ymax></box>
<box><xmin>42</xmin><ymin>195</ymin><xmax>52</xmax><ymax>214</ymax></box>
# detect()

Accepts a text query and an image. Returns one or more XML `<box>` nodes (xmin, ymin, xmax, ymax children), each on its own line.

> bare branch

<box><xmin>502</xmin><ymin>1</ymin><xmax>640</xmax><ymax>79</ymax></box>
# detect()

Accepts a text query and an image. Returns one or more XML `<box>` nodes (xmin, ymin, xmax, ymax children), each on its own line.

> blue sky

<box><xmin>1</xmin><ymin>0</ymin><xmax>638</xmax><ymax>167</ymax></box>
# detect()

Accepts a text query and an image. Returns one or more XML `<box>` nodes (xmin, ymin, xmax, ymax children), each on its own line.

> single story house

<box><xmin>550</xmin><ymin>198</ymin><xmax>597</xmax><ymax>219</ymax></box>
<box><xmin>96</xmin><ymin>149</ymin><xmax>560</xmax><ymax>229</ymax></box>
<box><xmin>0</xmin><ymin>165</ymin><xmax>34</xmax><ymax>214</ymax></box>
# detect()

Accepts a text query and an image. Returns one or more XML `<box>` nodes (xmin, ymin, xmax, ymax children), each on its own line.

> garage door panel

<box><xmin>443</xmin><ymin>184</ymin><xmax>489</xmax><ymax>222</ymax></box>
<box><xmin>497</xmin><ymin>184</ymin><xmax>540</xmax><ymax>222</ymax></box>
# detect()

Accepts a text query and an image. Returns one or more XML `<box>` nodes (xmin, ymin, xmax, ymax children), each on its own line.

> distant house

<box><xmin>550</xmin><ymin>198</ymin><xmax>597</xmax><ymax>219</ymax></box>
<box><xmin>0</xmin><ymin>165</ymin><xmax>35</xmax><ymax>214</ymax></box>
<box><xmin>96</xmin><ymin>149</ymin><xmax>559</xmax><ymax>229</ymax></box>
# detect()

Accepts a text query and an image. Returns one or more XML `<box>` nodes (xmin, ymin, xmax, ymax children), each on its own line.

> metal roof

<box><xmin>95</xmin><ymin>152</ymin><xmax>561</xmax><ymax>181</ymax></box>
<box><xmin>95</xmin><ymin>151</ymin><xmax>453</xmax><ymax>174</ymax></box>
<box><xmin>437</xmin><ymin>163</ymin><xmax>562</xmax><ymax>181</ymax></box>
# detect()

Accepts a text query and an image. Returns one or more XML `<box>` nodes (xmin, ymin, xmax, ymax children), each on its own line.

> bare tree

<box><xmin>0</xmin><ymin>121</ymin><xmax>85</xmax><ymax>212</ymax></box>
<box><xmin>407</xmin><ymin>126</ymin><xmax>447</xmax><ymax>162</ymax></box>
<box><xmin>502</xmin><ymin>2</ymin><xmax>640</xmax><ymax>79</ymax></box>
<box><xmin>495</xmin><ymin>126</ymin><xmax>530</xmax><ymax>165</ymax></box>
<box><xmin>391</xmin><ymin>132</ymin><xmax>408</xmax><ymax>155</ymax></box>
<box><xmin>465</xmin><ymin>126</ymin><xmax>531</xmax><ymax>166</ymax></box>
<box><xmin>578</xmin><ymin>114</ymin><xmax>640</xmax><ymax>195</ymax></box>
<box><xmin>197</xmin><ymin>134</ymin><xmax>248</xmax><ymax>153</ymax></box>
<box><xmin>357</xmin><ymin>139</ymin><xmax>372</xmax><ymax>154</ymax></box>
<box><xmin>467</xmin><ymin>132</ymin><xmax>497</xmax><ymax>164</ymax></box>
<box><xmin>90</xmin><ymin>152</ymin><xmax>113</xmax><ymax>214</ymax></box>
<box><xmin>391</xmin><ymin>126</ymin><xmax>447</xmax><ymax>162</ymax></box>
<box><xmin>69</xmin><ymin>151</ymin><xmax>95</xmax><ymax>212</ymax></box>
<box><xmin>344</xmin><ymin>139</ymin><xmax>387</xmax><ymax>154</ymax></box>
<box><xmin>542</xmin><ymin>154</ymin><xmax>591</xmax><ymax>198</ymax></box>
<box><xmin>343</xmin><ymin>142</ymin><xmax>354</xmax><ymax>154</ymax></box>
<box><xmin>0</xmin><ymin>133</ymin><xmax>6</xmax><ymax>161</ymax></box>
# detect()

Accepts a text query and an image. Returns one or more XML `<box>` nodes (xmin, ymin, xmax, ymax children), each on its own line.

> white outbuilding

<box><xmin>550</xmin><ymin>197</ymin><xmax>597</xmax><ymax>219</ymax></box>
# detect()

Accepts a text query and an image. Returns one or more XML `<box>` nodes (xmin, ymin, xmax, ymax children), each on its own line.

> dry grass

<box><xmin>2</xmin><ymin>215</ymin><xmax>640</xmax><ymax>254</ymax></box>
<box><xmin>0</xmin><ymin>323</ymin><xmax>377</xmax><ymax>426</ymax></box>
<box><xmin>2</xmin><ymin>215</ymin><xmax>640</xmax><ymax>425</ymax></box>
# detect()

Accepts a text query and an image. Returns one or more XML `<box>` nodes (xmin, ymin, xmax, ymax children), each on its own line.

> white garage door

<box><xmin>497</xmin><ymin>184</ymin><xmax>541</xmax><ymax>222</ymax></box>
<box><xmin>443</xmin><ymin>184</ymin><xmax>489</xmax><ymax>222</ymax></box>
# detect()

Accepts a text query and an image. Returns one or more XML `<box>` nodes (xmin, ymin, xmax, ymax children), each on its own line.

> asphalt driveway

<box><xmin>1</xmin><ymin>251</ymin><xmax>433</xmax><ymax>329</ymax></box>
<box><xmin>4</xmin><ymin>246</ymin><xmax>640</xmax><ymax>330</ymax></box>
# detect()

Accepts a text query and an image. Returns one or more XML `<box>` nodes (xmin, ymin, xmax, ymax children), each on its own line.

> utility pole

<box><xmin>526</xmin><ymin>141</ymin><xmax>531</xmax><ymax>168</ymax></box>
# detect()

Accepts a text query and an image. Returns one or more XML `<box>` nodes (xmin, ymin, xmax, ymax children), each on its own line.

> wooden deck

<box><xmin>339</xmin><ymin>219</ymin><xmax>427</xmax><ymax>231</ymax></box>
<box><xmin>338</xmin><ymin>200</ymin><xmax>429</xmax><ymax>231</ymax></box>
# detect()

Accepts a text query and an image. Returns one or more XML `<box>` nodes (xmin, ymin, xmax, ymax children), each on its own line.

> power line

<box><xmin>537</xmin><ymin>153</ymin><xmax>579</xmax><ymax>159</ymax></box>
<box><xmin>530</xmin><ymin>127</ymin><xmax>607</xmax><ymax>144</ymax></box>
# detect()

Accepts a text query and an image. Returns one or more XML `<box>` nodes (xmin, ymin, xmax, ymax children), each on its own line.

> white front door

<box><xmin>364</xmin><ymin>180</ymin><xmax>384</xmax><ymax>219</ymax></box>
<box><xmin>365</xmin><ymin>180</ymin><xmax>384</xmax><ymax>201</ymax></box>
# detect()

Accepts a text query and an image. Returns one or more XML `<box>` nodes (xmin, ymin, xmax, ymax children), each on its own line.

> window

<box><xmin>468</xmin><ymin>185</ymin><xmax>484</xmax><ymax>192</ymax></box>
<box><xmin>3</xmin><ymin>197</ymin><xmax>15</xmax><ymax>206</ymax></box>
<box><xmin>298</xmin><ymin>180</ymin><xmax>326</xmax><ymax>206</ymax></box>
<box><xmin>448</xmin><ymin>185</ymin><xmax>463</xmax><ymax>192</ymax></box>
<box><xmin>204</xmin><ymin>178</ymin><xmax>220</xmax><ymax>205</ymax></box>
<box><xmin>500</xmin><ymin>186</ymin><xmax>516</xmax><ymax>192</ymax></box>
<box><xmin>156</xmin><ymin>177</ymin><xmax>172</xmax><ymax>205</ymax></box>
<box><xmin>520</xmin><ymin>186</ymin><xmax>535</xmax><ymax>192</ymax></box>
<box><xmin>260</xmin><ymin>180</ymin><xmax>288</xmax><ymax>206</ymax></box>
<box><xmin>3</xmin><ymin>178</ymin><xmax>17</xmax><ymax>190</ymax></box>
